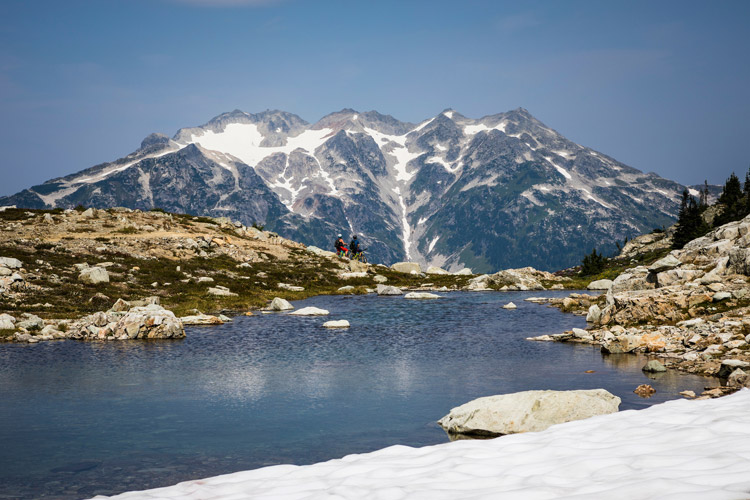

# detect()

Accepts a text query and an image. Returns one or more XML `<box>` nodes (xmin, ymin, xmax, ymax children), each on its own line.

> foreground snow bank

<box><xmin>97</xmin><ymin>390</ymin><xmax>750</xmax><ymax>500</ymax></box>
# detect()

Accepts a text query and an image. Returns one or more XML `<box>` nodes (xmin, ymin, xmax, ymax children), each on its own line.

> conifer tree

<box><xmin>580</xmin><ymin>248</ymin><xmax>606</xmax><ymax>276</ymax></box>
<box><xmin>673</xmin><ymin>189</ymin><xmax>709</xmax><ymax>249</ymax></box>
<box><xmin>714</xmin><ymin>172</ymin><xmax>748</xmax><ymax>227</ymax></box>
<box><xmin>700</xmin><ymin>180</ymin><xmax>709</xmax><ymax>208</ymax></box>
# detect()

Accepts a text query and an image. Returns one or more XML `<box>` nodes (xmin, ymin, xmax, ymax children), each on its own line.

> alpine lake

<box><xmin>0</xmin><ymin>290</ymin><xmax>717</xmax><ymax>499</ymax></box>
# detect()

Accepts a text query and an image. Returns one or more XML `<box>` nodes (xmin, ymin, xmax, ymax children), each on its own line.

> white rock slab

<box><xmin>502</xmin><ymin>302</ymin><xmax>517</xmax><ymax>309</ymax></box>
<box><xmin>289</xmin><ymin>307</ymin><xmax>329</xmax><ymax>316</ymax></box>
<box><xmin>404</xmin><ymin>292</ymin><xmax>441</xmax><ymax>299</ymax></box>
<box><xmin>438</xmin><ymin>389</ymin><xmax>620</xmax><ymax>436</ymax></box>
<box><xmin>322</xmin><ymin>320</ymin><xmax>350</xmax><ymax>328</ymax></box>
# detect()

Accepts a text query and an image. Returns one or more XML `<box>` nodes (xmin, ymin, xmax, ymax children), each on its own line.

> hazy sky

<box><xmin>1</xmin><ymin>0</ymin><xmax>748</xmax><ymax>197</ymax></box>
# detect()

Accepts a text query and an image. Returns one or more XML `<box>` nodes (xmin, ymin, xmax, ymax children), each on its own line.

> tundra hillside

<box><xmin>0</xmin><ymin>206</ymin><xmax>489</xmax><ymax>342</ymax></box>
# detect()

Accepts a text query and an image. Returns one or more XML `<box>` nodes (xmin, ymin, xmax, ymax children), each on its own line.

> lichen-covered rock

<box><xmin>642</xmin><ymin>360</ymin><xmax>667</xmax><ymax>372</ymax></box>
<box><xmin>438</xmin><ymin>389</ymin><xmax>620</xmax><ymax>437</ymax></box>
<box><xmin>112</xmin><ymin>305</ymin><xmax>185</xmax><ymax>339</ymax></box>
<box><xmin>269</xmin><ymin>297</ymin><xmax>294</xmax><ymax>311</ymax></box>
<box><xmin>376</xmin><ymin>284</ymin><xmax>403</xmax><ymax>296</ymax></box>
<box><xmin>587</xmin><ymin>279</ymin><xmax>613</xmax><ymax>290</ymax></box>
<box><xmin>391</xmin><ymin>262</ymin><xmax>422</xmax><ymax>274</ymax></box>
<box><xmin>78</xmin><ymin>266</ymin><xmax>109</xmax><ymax>284</ymax></box>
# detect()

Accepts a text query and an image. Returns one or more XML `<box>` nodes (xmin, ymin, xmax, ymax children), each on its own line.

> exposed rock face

<box><xmin>438</xmin><ymin>389</ymin><xmax>621</xmax><ymax>437</ymax></box>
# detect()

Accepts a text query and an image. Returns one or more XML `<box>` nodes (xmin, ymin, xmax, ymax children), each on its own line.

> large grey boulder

<box><xmin>0</xmin><ymin>257</ymin><xmax>22</xmax><ymax>269</ymax></box>
<box><xmin>642</xmin><ymin>360</ymin><xmax>667</xmax><ymax>373</ymax></box>
<box><xmin>648</xmin><ymin>254</ymin><xmax>682</xmax><ymax>273</ymax></box>
<box><xmin>586</xmin><ymin>304</ymin><xmax>602</xmax><ymax>324</ymax></box>
<box><xmin>391</xmin><ymin>262</ymin><xmax>422</xmax><ymax>274</ymax></box>
<box><xmin>376</xmin><ymin>284</ymin><xmax>403</xmax><ymax>296</ymax></box>
<box><xmin>79</xmin><ymin>266</ymin><xmax>110</xmax><ymax>284</ymax></box>
<box><xmin>0</xmin><ymin>313</ymin><xmax>15</xmax><ymax>330</ymax></box>
<box><xmin>269</xmin><ymin>297</ymin><xmax>294</xmax><ymax>311</ymax></box>
<box><xmin>587</xmin><ymin>279</ymin><xmax>613</xmax><ymax>291</ymax></box>
<box><xmin>426</xmin><ymin>266</ymin><xmax>449</xmax><ymax>275</ymax></box>
<box><xmin>717</xmin><ymin>359</ymin><xmax>750</xmax><ymax>379</ymax></box>
<box><xmin>17</xmin><ymin>313</ymin><xmax>44</xmax><ymax>331</ymax></box>
<box><xmin>438</xmin><ymin>389</ymin><xmax>620</xmax><ymax>437</ymax></box>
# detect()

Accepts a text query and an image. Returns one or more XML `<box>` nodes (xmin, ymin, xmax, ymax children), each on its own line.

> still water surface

<box><xmin>0</xmin><ymin>291</ymin><xmax>716</xmax><ymax>499</ymax></box>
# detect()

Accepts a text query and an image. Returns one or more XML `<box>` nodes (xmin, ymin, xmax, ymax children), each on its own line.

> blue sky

<box><xmin>1</xmin><ymin>0</ymin><xmax>748</xmax><ymax>197</ymax></box>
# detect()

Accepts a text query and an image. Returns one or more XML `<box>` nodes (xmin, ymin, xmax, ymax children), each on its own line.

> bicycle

<box><xmin>350</xmin><ymin>248</ymin><xmax>368</xmax><ymax>263</ymax></box>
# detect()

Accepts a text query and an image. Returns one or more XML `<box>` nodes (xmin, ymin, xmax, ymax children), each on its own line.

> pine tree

<box><xmin>580</xmin><ymin>248</ymin><xmax>606</xmax><ymax>276</ymax></box>
<box><xmin>719</xmin><ymin>173</ymin><xmax>742</xmax><ymax>206</ymax></box>
<box><xmin>673</xmin><ymin>190</ymin><xmax>710</xmax><ymax>249</ymax></box>
<box><xmin>699</xmin><ymin>180</ymin><xmax>709</xmax><ymax>208</ymax></box>
<box><xmin>714</xmin><ymin>172</ymin><xmax>748</xmax><ymax>227</ymax></box>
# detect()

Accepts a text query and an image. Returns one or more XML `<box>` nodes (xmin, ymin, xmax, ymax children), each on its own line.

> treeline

<box><xmin>673</xmin><ymin>169</ymin><xmax>750</xmax><ymax>249</ymax></box>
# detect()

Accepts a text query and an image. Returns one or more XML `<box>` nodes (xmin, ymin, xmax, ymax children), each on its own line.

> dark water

<box><xmin>0</xmin><ymin>291</ymin><xmax>716</xmax><ymax>499</ymax></box>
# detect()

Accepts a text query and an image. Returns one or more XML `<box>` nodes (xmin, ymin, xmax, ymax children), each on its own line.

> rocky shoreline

<box><xmin>526</xmin><ymin>214</ymin><xmax>750</xmax><ymax>396</ymax></box>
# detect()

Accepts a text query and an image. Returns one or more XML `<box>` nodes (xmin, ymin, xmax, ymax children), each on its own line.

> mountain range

<box><xmin>0</xmin><ymin>107</ymin><xmax>692</xmax><ymax>272</ymax></box>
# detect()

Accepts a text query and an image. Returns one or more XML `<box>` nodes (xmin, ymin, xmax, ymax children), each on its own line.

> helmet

<box><xmin>353</xmin><ymin>235</ymin><xmax>357</xmax><ymax>239</ymax></box>
<box><xmin>337</xmin><ymin>234</ymin><xmax>342</xmax><ymax>237</ymax></box>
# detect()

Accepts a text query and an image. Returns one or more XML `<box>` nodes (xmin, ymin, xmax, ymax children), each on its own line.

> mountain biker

<box><xmin>334</xmin><ymin>234</ymin><xmax>348</xmax><ymax>257</ymax></box>
<box><xmin>349</xmin><ymin>235</ymin><xmax>360</xmax><ymax>255</ymax></box>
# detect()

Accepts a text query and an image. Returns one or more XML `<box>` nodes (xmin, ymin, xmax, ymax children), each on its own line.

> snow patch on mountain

<box><xmin>184</xmin><ymin>123</ymin><xmax>333</xmax><ymax>168</ymax></box>
<box><xmin>543</xmin><ymin>157</ymin><xmax>572</xmax><ymax>181</ymax></box>
<box><xmin>428</xmin><ymin>235</ymin><xmax>440</xmax><ymax>253</ymax></box>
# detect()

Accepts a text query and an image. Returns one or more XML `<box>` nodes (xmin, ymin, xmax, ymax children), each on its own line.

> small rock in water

<box><xmin>404</xmin><ymin>292</ymin><xmax>440</xmax><ymax>299</ymax></box>
<box><xmin>634</xmin><ymin>384</ymin><xmax>656</xmax><ymax>398</ymax></box>
<box><xmin>323</xmin><ymin>320</ymin><xmax>350</xmax><ymax>328</ymax></box>
<box><xmin>502</xmin><ymin>302</ymin><xmax>517</xmax><ymax>309</ymax></box>
<box><xmin>289</xmin><ymin>307</ymin><xmax>329</xmax><ymax>316</ymax></box>
<box><xmin>680</xmin><ymin>390</ymin><xmax>696</xmax><ymax>398</ymax></box>
<box><xmin>642</xmin><ymin>360</ymin><xmax>667</xmax><ymax>373</ymax></box>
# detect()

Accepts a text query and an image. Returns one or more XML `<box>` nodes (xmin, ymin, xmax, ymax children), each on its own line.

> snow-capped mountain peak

<box><xmin>0</xmin><ymin>108</ymin><xmax>687</xmax><ymax>271</ymax></box>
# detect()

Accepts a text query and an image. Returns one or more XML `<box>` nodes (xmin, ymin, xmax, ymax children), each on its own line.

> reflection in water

<box><xmin>0</xmin><ymin>291</ymin><xmax>718</xmax><ymax>500</ymax></box>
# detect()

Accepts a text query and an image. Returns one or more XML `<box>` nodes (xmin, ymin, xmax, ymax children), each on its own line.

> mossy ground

<box><xmin>0</xmin><ymin>241</ymin><xmax>472</xmax><ymax>321</ymax></box>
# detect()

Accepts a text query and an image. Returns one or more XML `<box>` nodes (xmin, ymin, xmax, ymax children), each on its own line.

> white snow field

<box><xmin>96</xmin><ymin>390</ymin><xmax>750</xmax><ymax>500</ymax></box>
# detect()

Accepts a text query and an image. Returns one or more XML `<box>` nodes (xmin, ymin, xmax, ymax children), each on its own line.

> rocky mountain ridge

<box><xmin>1</xmin><ymin>108</ymin><xmax>690</xmax><ymax>271</ymax></box>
